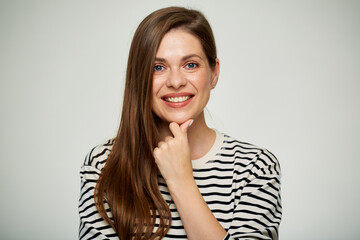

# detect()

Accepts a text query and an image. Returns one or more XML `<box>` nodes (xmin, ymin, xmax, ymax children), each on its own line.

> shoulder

<box><xmin>82</xmin><ymin>139</ymin><xmax>114</xmax><ymax>171</ymax></box>
<box><xmin>220</xmin><ymin>132</ymin><xmax>280</xmax><ymax>175</ymax></box>
<box><xmin>79</xmin><ymin>140</ymin><xmax>118</xmax><ymax>239</ymax></box>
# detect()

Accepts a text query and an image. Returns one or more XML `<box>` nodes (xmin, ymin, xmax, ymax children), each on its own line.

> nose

<box><xmin>166</xmin><ymin>69</ymin><xmax>187</xmax><ymax>89</ymax></box>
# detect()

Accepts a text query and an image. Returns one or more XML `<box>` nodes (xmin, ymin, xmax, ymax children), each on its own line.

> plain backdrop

<box><xmin>1</xmin><ymin>0</ymin><xmax>359</xmax><ymax>239</ymax></box>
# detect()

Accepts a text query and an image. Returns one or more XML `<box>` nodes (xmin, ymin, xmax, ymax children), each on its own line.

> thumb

<box><xmin>180</xmin><ymin>119</ymin><xmax>194</xmax><ymax>133</ymax></box>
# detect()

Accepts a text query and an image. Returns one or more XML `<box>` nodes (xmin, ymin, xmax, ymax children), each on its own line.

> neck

<box><xmin>157</xmin><ymin>112</ymin><xmax>216</xmax><ymax>160</ymax></box>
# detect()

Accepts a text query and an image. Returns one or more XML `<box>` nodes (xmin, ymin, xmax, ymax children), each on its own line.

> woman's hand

<box><xmin>153</xmin><ymin>119</ymin><xmax>193</xmax><ymax>187</ymax></box>
<box><xmin>153</xmin><ymin>119</ymin><xmax>227</xmax><ymax>240</ymax></box>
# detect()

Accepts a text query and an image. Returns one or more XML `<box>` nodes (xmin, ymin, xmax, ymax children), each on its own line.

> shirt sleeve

<box><xmin>78</xmin><ymin>147</ymin><xmax>118</xmax><ymax>240</ymax></box>
<box><xmin>226</xmin><ymin>149</ymin><xmax>282</xmax><ymax>240</ymax></box>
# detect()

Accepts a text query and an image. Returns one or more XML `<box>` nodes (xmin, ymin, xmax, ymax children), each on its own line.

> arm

<box><xmin>226</xmin><ymin>149</ymin><xmax>282</xmax><ymax>239</ymax></box>
<box><xmin>153</xmin><ymin>121</ymin><xmax>226</xmax><ymax>240</ymax></box>
<box><xmin>78</xmin><ymin>145</ymin><xmax>118</xmax><ymax>240</ymax></box>
<box><xmin>154</xmin><ymin>124</ymin><xmax>282</xmax><ymax>240</ymax></box>
<box><xmin>166</xmin><ymin>175</ymin><xmax>227</xmax><ymax>240</ymax></box>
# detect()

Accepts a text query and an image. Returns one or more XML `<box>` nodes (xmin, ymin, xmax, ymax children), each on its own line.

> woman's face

<box><xmin>152</xmin><ymin>28</ymin><xmax>219</xmax><ymax>125</ymax></box>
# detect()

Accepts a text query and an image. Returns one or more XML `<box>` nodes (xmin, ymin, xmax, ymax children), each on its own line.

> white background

<box><xmin>1</xmin><ymin>0</ymin><xmax>359</xmax><ymax>239</ymax></box>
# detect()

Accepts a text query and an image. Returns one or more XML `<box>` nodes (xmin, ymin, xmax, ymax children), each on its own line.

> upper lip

<box><xmin>161</xmin><ymin>92</ymin><xmax>194</xmax><ymax>98</ymax></box>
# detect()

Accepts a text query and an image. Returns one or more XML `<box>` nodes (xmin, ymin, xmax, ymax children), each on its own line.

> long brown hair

<box><xmin>94</xmin><ymin>6</ymin><xmax>217</xmax><ymax>240</ymax></box>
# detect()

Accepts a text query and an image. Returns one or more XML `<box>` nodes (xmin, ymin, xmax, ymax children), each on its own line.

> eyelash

<box><xmin>185</xmin><ymin>62</ymin><xmax>198</xmax><ymax>69</ymax></box>
<box><xmin>153</xmin><ymin>62</ymin><xmax>199</xmax><ymax>72</ymax></box>
<box><xmin>154</xmin><ymin>65</ymin><xmax>165</xmax><ymax>72</ymax></box>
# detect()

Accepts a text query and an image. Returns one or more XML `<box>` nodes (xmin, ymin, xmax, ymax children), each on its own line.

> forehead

<box><xmin>156</xmin><ymin>29</ymin><xmax>205</xmax><ymax>58</ymax></box>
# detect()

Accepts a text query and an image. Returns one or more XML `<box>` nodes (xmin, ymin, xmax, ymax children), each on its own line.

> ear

<box><xmin>210</xmin><ymin>58</ymin><xmax>220</xmax><ymax>89</ymax></box>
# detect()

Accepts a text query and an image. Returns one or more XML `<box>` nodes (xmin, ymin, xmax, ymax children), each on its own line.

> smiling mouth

<box><xmin>163</xmin><ymin>95</ymin><xmax>193</xmax><ymax>103</ymax></box>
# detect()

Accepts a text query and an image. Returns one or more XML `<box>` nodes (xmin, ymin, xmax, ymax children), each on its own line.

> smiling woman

<box><xmin>78</xmin><ymin>6</ymin><xmax>282</xmax><ymax>240</ymax></box>
<box><xmin>152</xmin><ymin>28</ymin><xmax>219</xmax><ymax>128</ymax></box>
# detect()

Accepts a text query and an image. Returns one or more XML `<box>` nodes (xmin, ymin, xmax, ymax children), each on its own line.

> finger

<box><xmin>164</xmin><ymin>136</ymin><xmax>172</xmax><ymax>142</ymax></box>
<box><xmin>157</xmin><ymin>141</ymin><xmax>165</xmax><ymax>148</ymax></box>
<box><xmin>180</xmin><ymin>119</ymin><xmax>193</xmax><ymax>133</ymax></box>
<box><xmin>153</xmin><ymin>147</ymin><xmax>159</xmax><ymax>159</ymax></box>
<box><xmin>169</xmin><ymin>122</ymin><xmax>182</xmax><ymax>138</ymax></box>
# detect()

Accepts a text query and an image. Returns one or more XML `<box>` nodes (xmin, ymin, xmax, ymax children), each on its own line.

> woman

<box><xmin>79</xmin><ymin>6</ymin><xmax>282</xmax><ymax>240</ymax></box>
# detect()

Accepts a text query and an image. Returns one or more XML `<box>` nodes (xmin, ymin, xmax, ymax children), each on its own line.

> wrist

<box><xmin>166</xmin><ymin>176</ymin><xmax>197</xmax><ymax>198</ymax></box>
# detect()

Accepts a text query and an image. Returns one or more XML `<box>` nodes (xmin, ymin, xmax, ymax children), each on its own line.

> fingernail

<box><xmin>189</xmin><ymin>119</ymin><xmax>194</xmax><ymax>127</ymax></box>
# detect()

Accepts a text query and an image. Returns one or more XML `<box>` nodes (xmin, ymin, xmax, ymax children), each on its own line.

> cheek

<box><xmin>151</xmin><ymin>80</ymin><xmax>160</xmax><ymax>99</ymax></box>
<box><xmin>151</xmin><ymin>78</ymin><xmax>164</xmax><ymax>112</ymax></box>
<box><xmin>194</xmin><ymin>72</ymin><xmax>212</xmax><ymax>90</ymax></box>
<box><xmin>152</xmin><ymin>75</ymin><xmax>165</xmax><ymax>94</ymax></box>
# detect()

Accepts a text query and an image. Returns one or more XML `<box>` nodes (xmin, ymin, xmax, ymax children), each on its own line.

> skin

<box><xmin>152</xmin><ymin>29</ymin><xmax>226</xmax><ymax>240</ymax></box>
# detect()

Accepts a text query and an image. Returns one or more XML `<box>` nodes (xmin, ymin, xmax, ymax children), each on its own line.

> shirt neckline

<box><xmin>191</xmin><ymin>129</ymin><xmax>224</xmax><ymax>169</ymax></box>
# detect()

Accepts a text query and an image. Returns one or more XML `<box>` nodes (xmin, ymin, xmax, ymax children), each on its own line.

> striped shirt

<box><xmin>79</xmin><ymin>130</ymin><xmax>282</xmax><ymax>239</ymax></box>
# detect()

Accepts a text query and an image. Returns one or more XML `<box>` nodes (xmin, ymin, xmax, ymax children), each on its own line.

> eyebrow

<box><xmin>154</xmin><ymin>54</ymin><xmax>203</xmax><ymax>62</ymax></box>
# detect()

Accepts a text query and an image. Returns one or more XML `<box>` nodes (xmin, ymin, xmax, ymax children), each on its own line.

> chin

<box><xmin>159</xmin><ymin>114</ymin><xmax>191</xmax><ymax>125</ymax></box>
<box><xmin>167</xmin><ymin>118</ymin><xmax>188</xmax><ymax>125</ymax></box>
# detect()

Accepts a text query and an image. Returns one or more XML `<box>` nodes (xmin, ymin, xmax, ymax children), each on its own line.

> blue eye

<box><xmin>154</xmin><ymin>65</ymin><xmax>164</xmax><ymax>71</ymax></box>
<box><xmin>186</xmin><ymin>63</ymin><xmax>197</xmax><ymax>69</ymax></box>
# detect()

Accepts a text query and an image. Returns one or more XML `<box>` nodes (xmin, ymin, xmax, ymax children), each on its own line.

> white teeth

<box><xmin>165</xmin><ymin>96</ymin><xmax>191</xmax><ymax>103</ymax></box>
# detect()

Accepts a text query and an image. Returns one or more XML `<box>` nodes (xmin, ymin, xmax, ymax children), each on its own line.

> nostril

<box><xmin>166</xmin><ymin>71</ymin><xmax>187</xmax><ymax>88</ymax></box>
<box><xmin>166</xmin><ymin>80</ymin><xmax>187</xmax><ymax>89</ymax></box>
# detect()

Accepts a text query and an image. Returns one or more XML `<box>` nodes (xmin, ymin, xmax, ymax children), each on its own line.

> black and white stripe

<box><xmin>78</xmin><ymin>131</ymin><xmax>282</xmax><ymax>239</ymax></box>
